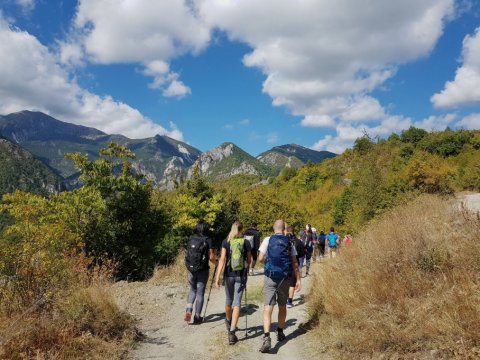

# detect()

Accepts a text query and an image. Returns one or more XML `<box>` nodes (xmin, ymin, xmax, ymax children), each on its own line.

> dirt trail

<box><xmin>457</xmin><ymin>192</ymin><xmax>480</xmax><ymax>213</ymax></box>
<box><xmin>113</xmin><ymin>265</ymin><xmax>321</xmax><ymax>360</ymax></box>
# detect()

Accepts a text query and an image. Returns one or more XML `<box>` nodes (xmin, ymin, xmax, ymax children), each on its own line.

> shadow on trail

<box><xmin>140</xmin><ymin>335</ymin><xmax>169</xmax><ymax>346</ymax></box>
<box><xmin>203</xmin><ymin>311</ymin><xmax>224</xmax><ymax>324</ymax></box>
<box><xmin>237</xmin><ymin>318</ymin><xmax>300</xmax><ymax>342</ymax></box>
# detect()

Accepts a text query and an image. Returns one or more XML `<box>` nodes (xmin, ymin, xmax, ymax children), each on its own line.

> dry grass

<box><xmin>149</xmin><ymin>249</ymin><xmax>188</xmax><ymax>285</ymax></box>
<box><xmin>0</xmin><ymin>284</ymin><xmax>137</xmax><ymax>360</ymax></box>
<box><xmin>308</xmin><ymin>195</ymin><xmax>480</xmax><ymax>359</ymax></box>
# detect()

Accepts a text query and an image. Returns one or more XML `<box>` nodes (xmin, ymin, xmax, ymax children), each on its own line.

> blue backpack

<box><xmin>327</xmin><ymin>233</ymin><xmax>338</xmax><ymax>247</ymax></box>
<box><xmin>265</xmin><ymin>234</ymin><xmax>292</xmax><ymax>280</ymax></box>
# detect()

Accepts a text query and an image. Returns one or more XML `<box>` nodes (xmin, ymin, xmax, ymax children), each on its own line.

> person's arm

<box><xmin>257</xmin><ymin>237</ymin><xmax>268</xmax><ymax>263</ymax></box>
<box><xmin>209</xmin><ymin>249</ymin><xmax>216</xmax><ymax>264</ymax></box>
<box><xmin>291</xmin><ymin>255</ymin><xmax>302</xmax><ymax>292</ymax></box>
<box><xmin>214</xmin><ymin>247</ymin><xmax>227</xmax><ymax>288</ymax></box>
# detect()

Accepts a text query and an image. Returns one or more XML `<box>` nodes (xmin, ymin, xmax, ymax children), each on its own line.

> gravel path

<box><xmin>113</xmin><ymin>267</ymin><xmax>318</xmax><ymax>360</ymax></box>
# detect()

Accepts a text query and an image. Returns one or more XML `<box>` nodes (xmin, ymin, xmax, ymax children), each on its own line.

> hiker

<box><xmin>244</xmin><ymin>223</ymin><xmax>261</xmax><ymax>275</ymax></box>
<box><xmin>184</xmin><ymin>221</ymin><xmax>216</xmax><ymax>324</ymax></box>
<box><xmin>327</xmin><ymin>227</ymin><xmax>339</xmax><ymax>258</ymax></box>
<box><xmin>343</xmin><ymin>234</ymin><xmax>352</xmax><ymax>246</ymax></box>
<box><xmin>317</xmin><ymin>230</ymin><xmax>326</xmax><ymax>259</ymax></box>
<box><xmin>286</xmin><ymin>225</ymin><xmax>304</xmax><ymax>308</ymax></box>
<box><xmin>214</xmin><ymin>221</ymin><xmax>252</xmax><ymax>345</ymax></box>
<box><xmin>301</xmin><ymin>224</ymin><xmax>314</xmax><ymax>275</ymax></box>
<box><xmin>311</xmin><ymin>227</ymin><xmax>319</xmax><ymax>262</ymax></box>
<box><xmin>258</xmin><ymin>220</ymin><xmax>301</xmax><ymax>353</ymax></box>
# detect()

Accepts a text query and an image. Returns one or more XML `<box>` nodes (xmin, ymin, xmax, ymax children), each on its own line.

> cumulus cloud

<box><xmin>432</xmin><ymin>27</ymin><xmax>480</xmax><ymax>108</ymax></box>
<box><xmin>60</xmin><ymin>0</ymin><xmax>212</xmax><ymax>98</ymax></box>
<box><xmin>0</xmin><ymin>17</ymin><xmax>182</xmax><ymax>140</ymax></box>
<box><xmin>198</xmin><ymin>0</ymin><xmax>454</xmax><ymax>126</ymax></box>
<box><xmin>457</xmin><ymin>113</ymin><xmax>480</xmax><ymax>129</ymax></box>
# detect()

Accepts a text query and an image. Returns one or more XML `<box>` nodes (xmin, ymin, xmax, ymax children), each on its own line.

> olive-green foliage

<box><xmin>400</xmin><ymin>126</ymin><xmax>428</xmax><ymax>144</ymax></box>
<box><xmin>418</xmin><ymin>129</ymin><xmax>473</xmax><ymax>157</ymax></box>
<box><xmin>65</xmin><ymin>143</ymin><xmax>167</xmax><ymax>280</ymax></box>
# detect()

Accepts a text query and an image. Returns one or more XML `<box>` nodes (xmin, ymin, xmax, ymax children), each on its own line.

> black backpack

<box><xmin>185</xmin><ymin>235</ymin><xmax>209</xmax><ymax>273</ymax></box>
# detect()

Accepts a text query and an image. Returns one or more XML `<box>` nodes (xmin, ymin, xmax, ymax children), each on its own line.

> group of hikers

<box><xmin>183</xmin><ymin>220</ymin><xmax>352</xmax><ymax>353</ymax></box>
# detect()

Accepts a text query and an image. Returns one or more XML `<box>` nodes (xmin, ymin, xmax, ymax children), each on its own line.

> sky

<box><xmin>0</xmin><ymin>0</ymin><xmax>480</xmax><ymax>155</ymax></box>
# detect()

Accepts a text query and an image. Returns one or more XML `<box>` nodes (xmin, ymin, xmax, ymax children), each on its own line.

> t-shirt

<box><xmin>222</xmin><ymin>238</ymin><xmax>252</xmax><ymax>277</ymax></box>
<box><xmin>259</xmin><ymin>236</ymin><xmax>298</xmax><ymax>257</ymax></box>
<box><xmin>244</xmin><ymin>228</ymin><xmax>261</xmax><ymax>250</ymax></box>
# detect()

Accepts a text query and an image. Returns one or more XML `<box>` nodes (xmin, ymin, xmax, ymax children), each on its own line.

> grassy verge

<box><xmin>307</xmin><ymin>195</ymin><xmax>480</xmax><ymax>359</ymax></box>
<box><xmin>0</xmin><ymin>283</ymin><xmax>137</xmax><ymax>359</ymax></box>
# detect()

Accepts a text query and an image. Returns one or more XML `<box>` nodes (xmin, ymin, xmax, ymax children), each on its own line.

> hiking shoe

<box><xmin>287</xmin><ymin>300</ymin><xmax>293</xmax><ymax>308</ymax></box>
<box><xmin>184</xmin><ymin>312</ymin><xmax>192</xmax><ymax>323</ymax></box>
<box><xmin>192</xmin><ymin>315</ymin><xmax>203</xmax><ymax>325</ymax></box>
<box><xmin>249</xmin><ymin>269</ymin><xmax>254</xmax><ymax>276</ymax></box>
<box><xmin>259</xmin><ymin>336</ymin><xmax>271</xmax><ymax>353</ymax></box>
<box><xmin>276</xmin><ymin>330</ymin><xmax>286</xmax><ymax>342</ymax></box>
<box><xmin>228</xmin><ymin>332</ymin><xmax>238</xmax><ymax>345</ymax></box>
<box><xmin>225</xmin><ymin>318</ymin><xmax>231</xmax><ymax>331</ymax></box>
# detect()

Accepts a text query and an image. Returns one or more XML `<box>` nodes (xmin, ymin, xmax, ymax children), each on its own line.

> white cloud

<box><xmin>60</xmin><ymin>0</ymin><xmax>212</xmax><ymax>98</ymax></box>
<box><xmin>432</xmin><ymin>27</ymin><xmax>480</xmax><ymax>108</ymax></box>
<box><xmin>457</xmin><ymin>113</ymin><xmax>480</xmax><ymax>129</ymax></box>
<box><xmin>311</xmin><ymin>114</ymin><xmax>458</xmax><ymax>153</ymax></box>
<box><xmin>162</xmin><ymin>79</ymin><xmax>191</xmax><ymax>98</ymax></box>
<box><xmin>239</xmin><ymin>119</ymin><xmax>250</xmax><ymax>126</ymax></box>
<box><xmin>0</xmin><ymin>17</ymin><xmax>182</xmax><ymax>140</ymax></box>
<box><xmin>142</xmin><ymin>60</ymin><xmax>191</xmax><ymax>98</ymax></box>
<box><xmin>199</xmin><ymin>0</ymin><xmax>454</xmax><ymax>125</ymax></box>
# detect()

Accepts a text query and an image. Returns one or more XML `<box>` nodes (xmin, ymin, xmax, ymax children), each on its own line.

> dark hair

<box><xmin>252</xmin><ymin>223</ymin><xmax>258</xmax><ymax>228</ymax></box>
<box><xmin>330</xmin><ymin>227</ymin><xmax>335</xmax><ymax>232</ymax></box>
<box><xmin>287</xmin><ymin>225</ymin><xmax>294</xmax><ymax>232</ymax></box>
<box><xmin>320</xmin><ymin>230</ymin><xmax>325</xmax><ymax>235</ymax></box>
<box><xmin>195</xmin><ymin>221</ymin><xmax>208</xmax><ymax>236</ymax></box>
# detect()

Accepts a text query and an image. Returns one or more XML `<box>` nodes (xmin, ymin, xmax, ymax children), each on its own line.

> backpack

<box><xmin>244</xmin><ymin>235</ymin><xmax>255</xmax><ymax>250</ymax></box>
<box><xmin>327</xmin><ymin>233</ymin><xmax>338</xmax><ymax>247</ymax></box>
<box><xmin>295</xmin><ymin>238</ymin><xmax>305</xmax><ymax>258</ymax></box>
<box><xmin>229</xmin><ymin>238</ymin><xmax>245</xmax><ymax>271</ymax></box>
<box><xmin>185</xmin><ymin>235</ymin><xmax>209</xmax><ymax>273</ymax></box>
<box><xmin>265</xmin><ymin>234</ymin><xmax>292</xmax><ymax>280</ymax></box>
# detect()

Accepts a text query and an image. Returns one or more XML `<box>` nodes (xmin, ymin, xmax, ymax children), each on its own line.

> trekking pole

<box><xmin>203</xmin><ymin>260</ymin><xmax>218</xmax><ymax>320</ymax></box>
<box><xmin>244</xmin><ymin>278</ymin><xmax>248</xmax><ymax>339</ymax></box>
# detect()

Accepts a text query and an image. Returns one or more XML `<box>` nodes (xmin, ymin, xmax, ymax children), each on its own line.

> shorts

<box><xmin>225</xmin><ymin>276</ymin><xmax>245</xmax><ymax>307</ymax></box>
<box><xmin>264</xmin><ymin>276</ymin><xmax>291</xmax><ymax>306</ymax></box>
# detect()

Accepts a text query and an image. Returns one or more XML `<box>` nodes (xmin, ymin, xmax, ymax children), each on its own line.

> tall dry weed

<box><xmin>308</xmin><ymin>195</ymin><xmax>480</xmax><ymax>358</ymax></box>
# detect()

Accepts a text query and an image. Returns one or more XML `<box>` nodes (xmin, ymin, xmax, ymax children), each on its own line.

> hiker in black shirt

<box><xmin>244</xmin><ymin>223</ymin><xmax>261</xmax><ymax>275</ymax></box>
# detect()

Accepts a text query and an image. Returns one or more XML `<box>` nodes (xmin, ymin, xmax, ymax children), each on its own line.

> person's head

<box><xmin>273</xmin><ymin>220</ymin><xmax>285</xmax><ymax>234</ymax></box>
<box><xmin>286</xmin><ymin>225</ymin><xmax>294</xmax><ymax>234</ymax></box>
<box><xmin>227</xmin><ymin>221</ymin><xmax>244</xmax><ymax>242</ymax></box>
<box><xmin>312</xmin><ymin>227</ymin><xmax>317</xmax><ymax>234</ymax></box>
<box><xmin>330</xmin><ymin>227</ymin><xmax>335</xmax><ymax>233</ymax></box>
<box><xmin>251</xmin><ymin>223</ymin><xmax>257</xmax><ymax>229</ymax></box>
<box><xmin>320</xmin><ymin>230</ymin><xmax>325</xmax><ymax>236</ymax></box>
<box><xmin>195</xmin><ymin>221</ymin><xmax>208</xmax><ymax>237</ymax></box>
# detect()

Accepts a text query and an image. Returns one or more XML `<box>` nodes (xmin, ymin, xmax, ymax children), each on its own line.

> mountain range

<box><xmin>0</xmin><ymin>111</ymin><xmax>336</xmax><ymax>191</ymax></box>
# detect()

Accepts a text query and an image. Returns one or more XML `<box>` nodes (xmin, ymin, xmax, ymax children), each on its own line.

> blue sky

<box><xmin>0</xmin><ymin>0</ymin><xmax>479</xmax><ymax>155</ymax></box>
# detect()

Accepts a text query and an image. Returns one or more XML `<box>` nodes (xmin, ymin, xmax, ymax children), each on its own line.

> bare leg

<box><xmin>263</xmin><ymin>305</ymin><xmax>274</xmax><ymax>333</ymax></box>
<box><xmin>278</xmin><ymin>305</ymin><xmax>287</xmax><ymax>328</ymax></box>
<box><xmin>225</xmin><ymin>305</ymin><xmax>232</xmax><ymax>321</ymax></box>
<box><xmin>231</xmin><ymin>306</ymin><xmax>241</xmax><ymax>329</ymax></box>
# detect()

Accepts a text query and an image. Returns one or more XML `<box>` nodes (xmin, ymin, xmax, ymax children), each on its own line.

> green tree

<box><xmin>66</xmin><ymin>143</ymin><xmax>166</xmax><ymax>280</ymax></box>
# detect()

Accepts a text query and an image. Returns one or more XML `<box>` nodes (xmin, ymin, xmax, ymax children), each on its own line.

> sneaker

<box><xmin>225</xmin><ymin>318</ymin><xmax>231</xmax><ymax>331</ymax></box>
<box><xmin>287</xmin><ymin>300</ymin><xmax>293</xmax><ymax>308</ymax></box>
<box><xmin>259</xmin><ymin>336</ymin><xmax>271</xmax><ymax>353</ymax></box>
<box><xmin>228</xmin><ymin>332</ymin><xmax>238</xmax><ymax>345</ymax></box>
<box><xmin>249</xmin><ymin>269</ymin><xmax>254</xmax><ymax>276</ymax></box>
<box><xmin>276</xmin><ymin>330</ymin><xmax>286</xmax><ymax>342</ymax></box>
<box><xmin>184</xmin><ymin>312</ymin><xmax>192</xmax><ymax>323</ymax></box>
<box><xmin>192</xmin><ymin>315</ymin><xmax>203</xmax><ymax>325</ymax></box>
